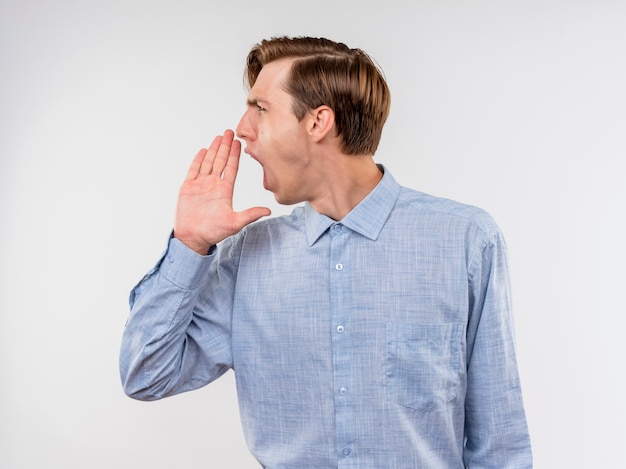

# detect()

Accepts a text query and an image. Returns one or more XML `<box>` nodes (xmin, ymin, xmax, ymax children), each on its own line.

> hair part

<box><xmin>244</xmin><ymin>36</ymin><xmax>391</xmax><ymax>156</ymax></box>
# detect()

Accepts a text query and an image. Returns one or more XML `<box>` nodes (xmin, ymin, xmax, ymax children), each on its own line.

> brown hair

<box><xmin>245</xmin><ymin>36</ymin><xmax>391</xmax><ymax>156</ymax></box>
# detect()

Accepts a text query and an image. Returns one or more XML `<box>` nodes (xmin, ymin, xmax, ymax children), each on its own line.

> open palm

<box><xmin>173</xmin><ymin>130</ymin><xmax>271</xmax><ymax>254</ymax></box>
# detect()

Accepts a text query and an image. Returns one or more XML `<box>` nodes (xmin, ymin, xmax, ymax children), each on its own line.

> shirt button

<box><xmin>336</xmin><ymin>325</ymin><xmax>344</xmax><ymax>333</ymax></box>
<box><xmin>339</xmin><ymin>387</ymin><xmax>347</xmax><ymax>396</ymax></box>
<box><xmin>335</xmin><ymin>263</ymin><xmax>343</xmax><ymax>271</ymax></box>
<box><xmin>343</xmin><ymin>448</ymin><xmax>351</xmax><ymax>456</ymax></box>
<box><xmin>333</xmin><ymin>224</ymin><xmax>342</xmax><ymax>232</ymax></box>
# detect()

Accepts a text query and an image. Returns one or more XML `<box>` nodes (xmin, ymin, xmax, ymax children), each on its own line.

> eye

<box><xmin>257</xmin><ymin>104</ymin><xmax>266</xmax><ymax>112</ymax></box>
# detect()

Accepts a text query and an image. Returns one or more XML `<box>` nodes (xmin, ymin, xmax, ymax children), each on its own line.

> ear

<box><xmin>307</xmin><ymin>105</ymin><xmax>335</xmax><ymax>143</ymax></box>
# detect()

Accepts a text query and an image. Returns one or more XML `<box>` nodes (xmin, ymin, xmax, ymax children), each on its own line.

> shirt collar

<box><xmin>304</xmin><ymin>165</ymin><xmax>401</xmax><ymax>246</ymax></box>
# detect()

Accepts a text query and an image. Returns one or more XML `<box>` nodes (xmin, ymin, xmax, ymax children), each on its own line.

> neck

<box><xmin>308</xmin><ymin>153</ymin><xmax>383</xmax><ymax>221</ymax></box>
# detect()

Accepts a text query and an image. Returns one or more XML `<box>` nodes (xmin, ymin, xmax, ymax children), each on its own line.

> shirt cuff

<box><xmin>159</xmin><ymin>237</ymin><xmax>215</xmax><ymax>290</ymax></box>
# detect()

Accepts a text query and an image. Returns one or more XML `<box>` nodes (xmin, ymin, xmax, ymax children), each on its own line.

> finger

<box><xmin>199</xmin><ymin>135</ymin><xmax>223</xmax><ymax>175</ymax></box>
<box><xmin>185</xmin><ymin>148</ymin><xmax>208</xmax><ymax>181</ymax></box>
<box><xmin>210</xmin><ymin>129</ymin><xmax>235</xmax><ymax>177</ymax></box>
<box><xmin>222</xmin><ymin>138</ymin><xmax>242</xmax><ymax>185</ymax></box>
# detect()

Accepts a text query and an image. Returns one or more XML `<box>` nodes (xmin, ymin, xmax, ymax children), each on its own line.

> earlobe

<box><xmin>309</xmin><ymin>105</ymin><xmax>335</xmax><ymax>142</ymax></box>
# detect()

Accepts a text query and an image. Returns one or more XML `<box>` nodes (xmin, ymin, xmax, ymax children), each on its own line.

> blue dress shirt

<box><xmin>120</xmin><ymin>168</ymin><xmax>532</xmax><ymax>468</ymax></box>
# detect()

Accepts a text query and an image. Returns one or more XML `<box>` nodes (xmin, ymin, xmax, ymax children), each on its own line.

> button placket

<box><xmin>331</xmin><ymin>225</ymin><xmax>345</xmax><ymax>274</ymax></box>
<box><xmin>329</xmin><ymin>222</ymin><xmax>356</xmax><ymax>459</ymax></box>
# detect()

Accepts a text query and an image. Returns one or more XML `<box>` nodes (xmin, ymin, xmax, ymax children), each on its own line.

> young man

<box><xmin>120</xmin><ymin>36</ymin><xmax>532</xmax><ymax>468</ymax></box>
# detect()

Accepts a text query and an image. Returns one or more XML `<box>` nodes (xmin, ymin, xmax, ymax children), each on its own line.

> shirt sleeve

<box><xmin>463</xmin><ymin>229</ymin><xmax>533</xmax><ymax>468</ymax></box>
<box><xmin>119</xmin><ymin>235</ymin><xmax>239</xmax><ymax>401</ymax></box>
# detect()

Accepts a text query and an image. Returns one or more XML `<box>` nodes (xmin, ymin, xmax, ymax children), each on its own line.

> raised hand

<box><xmin>173</xmin><ymin>129</ymin><xmax>271</xmax><ymax>254</ymax></box>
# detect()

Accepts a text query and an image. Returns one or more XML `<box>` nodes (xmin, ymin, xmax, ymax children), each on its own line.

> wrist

<box><xmin>172</xmin><ymin>232</ymin><xmax>213</xmax><ymax>256</ymax></box>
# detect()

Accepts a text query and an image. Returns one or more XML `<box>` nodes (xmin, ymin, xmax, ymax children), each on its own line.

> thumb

<box><xmin>235</xmin><ymin>206</ymin><xmax>272</xmax><ymax>228</ymax></box>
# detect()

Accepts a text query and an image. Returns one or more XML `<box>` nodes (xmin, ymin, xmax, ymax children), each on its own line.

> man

<box><xmin>120</xmin><ymin>36</ymin><xmax>532</xmax><ymax>468</ymax></box>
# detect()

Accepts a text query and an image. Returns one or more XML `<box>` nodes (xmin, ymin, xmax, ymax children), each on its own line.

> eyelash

<box><xmin>257</xmin><ymin>105</ymin><xmax>266</xmax><ymax>112</ymax></box>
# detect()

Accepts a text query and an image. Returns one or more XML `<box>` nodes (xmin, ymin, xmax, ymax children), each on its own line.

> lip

<box><xmin>244</xmin><ymin>148</ymin><xmax>268</xmax><ymax>189</ymax></box>
<box><xmin>244</xmin><ymin>148</ymin><xmax>258</xmax><ymax>162</ymax></box>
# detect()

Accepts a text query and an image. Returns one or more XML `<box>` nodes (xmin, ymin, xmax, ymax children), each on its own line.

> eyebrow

<box><xmin>247</xmin><ymin>97</ymin><xmax>269</xmax><ymax>107</ymax></box>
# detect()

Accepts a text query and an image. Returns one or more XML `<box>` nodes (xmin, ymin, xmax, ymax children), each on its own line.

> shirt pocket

<box><xmin>385</xmin><ymin>322</ymin><xmax>463</xmax><ymax>412</ymax></box>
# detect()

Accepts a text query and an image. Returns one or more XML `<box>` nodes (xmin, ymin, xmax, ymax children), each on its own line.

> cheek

<box><xmin>257</xmin><ymin>123</ymin><xmax>270</xmax><ymax>141</ymax></box>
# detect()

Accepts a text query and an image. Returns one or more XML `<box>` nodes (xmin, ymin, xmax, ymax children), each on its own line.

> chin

<box><xmin>273</xmin><ymin>192</ymin><xmax>298</xmax><ymax>206</ymax></box>
<box><xmin>273</xmin><ymin>194</ymin><xmax>288</xmax><ymax>205</ymax></box>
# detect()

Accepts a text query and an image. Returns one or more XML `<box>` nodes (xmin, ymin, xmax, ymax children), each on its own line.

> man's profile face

<box><xmin>236</xmin><ymin>59</ymin><xmax>318</xmax><ymax>206</ymax></box>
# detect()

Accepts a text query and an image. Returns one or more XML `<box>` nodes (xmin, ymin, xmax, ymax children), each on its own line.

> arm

<box><xmin>463</xmin><ymin>231</ymin><xmax>533</xmax><ymax>468</ymax></box>
<box><xmin>119</xmin><ymin>238</ymin><xmax>225</xmax><ymax>400</ymax></box>
<box><xmin>119</xmin><ymin>130</ymin><xmax>269</xmax><ymax>400</ymax></box>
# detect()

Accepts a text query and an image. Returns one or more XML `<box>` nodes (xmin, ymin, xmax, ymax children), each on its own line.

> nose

<box><xmin>236</xmin><ymin>109</ymin><xmax>254</xmax><ymax>142</ymax></box>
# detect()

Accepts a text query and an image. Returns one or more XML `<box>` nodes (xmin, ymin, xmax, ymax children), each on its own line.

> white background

<box><xmin>1</xmin><ymin>0</ymin><xmax>624</xmax><ymax>467</ymax></box>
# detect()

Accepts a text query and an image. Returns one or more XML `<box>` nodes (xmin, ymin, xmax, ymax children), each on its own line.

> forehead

<box><xmin>248</xmin><ymin>58</ymin><xmax>294</xmax><ymax>99</ymax></box>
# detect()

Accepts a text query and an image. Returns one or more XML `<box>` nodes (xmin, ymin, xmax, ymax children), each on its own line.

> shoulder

<box><xmin>394</xmin><ymin>186</ymin><xmax>502</xmax><ymax>240</ymax></box>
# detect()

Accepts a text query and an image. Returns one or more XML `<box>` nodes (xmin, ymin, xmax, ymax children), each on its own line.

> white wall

<box><xmin>1</xmin><ymin>1</ymin><xmax>624</xmax><ymax>467</ymax></box>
